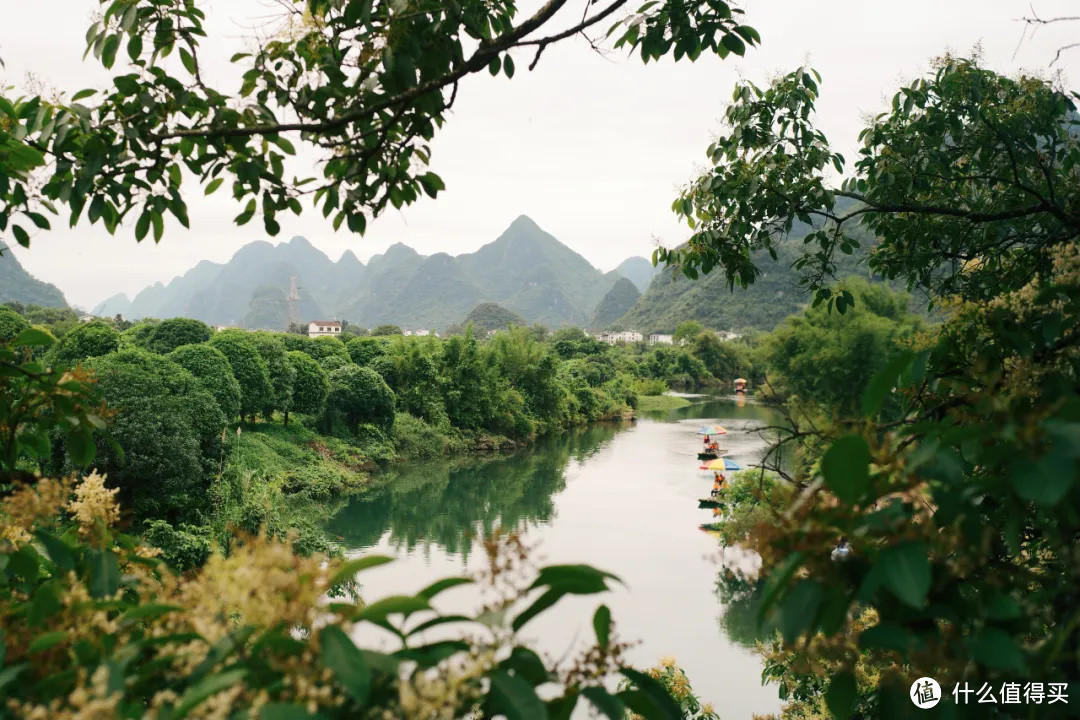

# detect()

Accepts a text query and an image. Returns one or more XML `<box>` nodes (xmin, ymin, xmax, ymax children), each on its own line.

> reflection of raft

<box><xmin>698</xmin><ymin>498</ymin><xmax>722</xmax><ymax>509</ymax></box>
<box><xmin>698</xmin><ymin>451</ymin><xmax>718</xmax><ymax>460</ymax></box>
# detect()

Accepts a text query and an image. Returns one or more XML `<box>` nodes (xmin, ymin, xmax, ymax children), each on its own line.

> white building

<box><xmin>307</xmin><ymin>320</ymin><xmax>342</xmax><ymax>338</ymax></box>
<box><xmin>594</xmin><ymin>330</ymin><xmax>644</xmax><ymax>345</ymax></box>
<box><xmin>648</xmin><ymin>333</ymin><xmax>674</xmax><ymax>345</ymax></box>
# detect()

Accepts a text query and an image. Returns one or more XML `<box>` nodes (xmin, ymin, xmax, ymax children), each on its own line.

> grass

<box><xmin>637</xmin><ymin>394</ymin><xmax>692</xmax><ymax>412</ymax></box>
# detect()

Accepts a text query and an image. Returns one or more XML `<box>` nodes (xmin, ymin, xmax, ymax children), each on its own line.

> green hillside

<box><xmin>0</xmin><ymin>247</ymin><xmax>68</xmax><ymax>308</ymax></box>
<box><xmin>590</xmin><ymin>277</ymin><xmax>641</xmax><ymax>329</ymax></box>
<box><xmin>614</xmin><ymin>223</ymin><xmax>876</xmax><ymax>334</ymax></box>
<box><xmin>452</xmin><ymin>303</ymin><xmax>527</xmax><ymax>334</ymax></box>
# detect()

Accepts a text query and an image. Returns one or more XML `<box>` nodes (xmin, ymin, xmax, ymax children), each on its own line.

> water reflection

<box><xmin>327</xmin><ymin>424</ymin><xmax>621</xmax><ymax>558</ymax></box>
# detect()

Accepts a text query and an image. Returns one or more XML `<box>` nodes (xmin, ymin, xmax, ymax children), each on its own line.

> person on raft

<box><xmin>711</xmin><ymin>472</ymin><xmax>725</xmax><ymax>496</ymax></box>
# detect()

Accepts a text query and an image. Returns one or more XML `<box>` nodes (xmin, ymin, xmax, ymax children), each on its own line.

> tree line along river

<box><xmin>325</xmin><ymin>396</ymin><xmax>784</xmax><ymax>719</ymax></box>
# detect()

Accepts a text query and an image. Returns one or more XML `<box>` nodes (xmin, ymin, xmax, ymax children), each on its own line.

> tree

<box><xmin>322</xmin><ymin>364</ymin><xmax>395</xmax><ymax>434</ymax></box>
<box><xmin>46</xmin><ymin>321</ymin><xmax>121</xmax><ymax>365</ymax></box>
<box><xmin>761</xmin><ymin>278</ymin><xmax>920</xmax><ymax>414</ymax></box>
<box><xmin>286</xmin><ymin>350</ymin><xmax>329</xmax><ymax>425</ymax></box>
<box><xmin>0</xmin><ymin>1</ymin><xmax>755</xmax><ymax>253</ymax></box>
<box><xmin>145</xmin><ymin>317</ymin><xmax>212</xmax><ymax>354</ymax></box>
<box><xmin>305</xmin><ymin>335</ymin><xmax>352</xmax><ymax>368</ymax></box>
<box><xmin>209</xmin><ymin>333</ymin><xmax>273</xmax><ymax>422</ymax></box>
<box><xmin>690</xmin><ymin>330</ymin><xmax>749</xmax><ymax>383</ymax></box>
<box><xmin>248</xmin><ymin>332</ymin><xmax>295</xmax><ymax>420</ymax></box>
<box><xmin>168</xmin><ymin>343</ymin><xmax>243</xmax><ymax>421</ymax></box>
<box><xmin>664</xmin><ymin>57</ymin><xmax>1080</xmax><ymax>714</ymax></box>
<box><xmin>0</xmin><ymin>306</ymin><xmax>28</xmax><ymax>342</ymax></box>
<box><xmin>673</xmin><ymin>321</ymin><xmax>703</xmax><ymax>345</ymax></box>
<box><xmin>346</xmin><ymin>336</ymin><xmax>386</xmax><ymax>366</ymax></box>
<box><xmin>371</xmin><ymin>324</ymin><xmax>404</xmax><ymax>337</ymax></box>
<box><xmin>86</xmin><ymin>349</ymin><xmax>224</xmax><ymax>521</ymax></box>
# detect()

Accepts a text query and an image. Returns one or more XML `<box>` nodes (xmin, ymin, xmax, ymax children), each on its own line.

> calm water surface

<box><xmin>326</xmin><ymin>396</ymin><xmax>784</xmax><ymax>718</ymax></box>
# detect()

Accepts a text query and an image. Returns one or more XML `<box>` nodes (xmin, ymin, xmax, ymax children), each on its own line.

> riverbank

<box><xmin>637</xmin><ymin>393</ymin><xmax>693</xmax><ymax>412</ymax></box>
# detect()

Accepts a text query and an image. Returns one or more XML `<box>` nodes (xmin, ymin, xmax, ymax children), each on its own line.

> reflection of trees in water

<box><xmin>326</xmin><ymin>424</ymin><xmax>620</xmax><ymax>558</ymax></box>
<box><xmin>714</xmin><ymin>568</ymin><xmax>778</xmax><ymax>649</ymax></box>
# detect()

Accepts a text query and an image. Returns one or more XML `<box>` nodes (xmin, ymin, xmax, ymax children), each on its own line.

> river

<box><xmin>326</xmin><ymin>395</ymin><xmax>784</xmax><ymax>719</ymax></box>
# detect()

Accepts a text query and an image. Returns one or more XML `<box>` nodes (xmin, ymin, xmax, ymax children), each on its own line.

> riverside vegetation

<box><xmin>2</xmin><ymin>0</ymin><xmax>1078</xmax><ymax>718</ymax></box>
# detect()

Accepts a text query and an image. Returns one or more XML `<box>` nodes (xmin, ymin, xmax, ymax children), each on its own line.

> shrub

<box><xmin>142</xmin><ymin>518</ymin><xmax>215</xmax><ymax>572</ymax></box>
<box><xmin>168</xmin><ymin>343</ymin><xmax>243</xmax><ymax>421</ymax></box>
<box><xmin>286</xmin><ymin>349</ymin><xmax>329</xmax><ymax>423</ymax></box>
<box><xmin>145</xmin><ymin>317</ymin><xmax>212</xmax><ymax>354</ymax></box>
<box><xmin>0</xmin><ymin>306</ymin><xmax>28</xmax><ymax>342</ymax></box>
<box><xmin>210</xmin><ymin>333</ymin><xmax>273</xmax><ymax>420</ymax></box>
<box><xmin>47</xmin><ymin>321</ymin><xmax>120</xmax><ymax>365</ymax></box>
<box><xmin>346</xmin><ymin>335</ymin><xmax>385</xmax><ymax>366</ymax></box>
<box><xmin>323</xmin><ymin>363</ymin><xmax>395</xmax><ymax>434</ymax></box>
<box><xmin>86</xmin><ymin>349</ymin><xmax>225</xmax><ymax>521</ymax></box>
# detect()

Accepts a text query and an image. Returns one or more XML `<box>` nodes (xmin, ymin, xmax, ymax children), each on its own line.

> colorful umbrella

<box><xmin>696</xmin><ymin>424</ymin><xmax>728</xmax><ymax>435</ymax></box>
<box><xmin>703</xmin><ymin>458</ymin><xmax>742</xmax><ymax>471</ymax></box>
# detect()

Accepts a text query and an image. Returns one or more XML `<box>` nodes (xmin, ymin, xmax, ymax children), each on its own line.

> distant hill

<box><xmin>590</xmin><ymin>277</ymin><xmax>641</xmax><ymax>329</ymax></box>
<box><xmin>0</xmin><ymin>247</ymin><xmax>68</xmax><ymax>308</ymax></box>
<box><xmin>613</xmin><ymin>256</ymin><xmax>660</xmax><ymax>292</ymax></box>
<box><xmin>451</xmin><ymin>303</ymin><xmax>527</xmax><ymax>334</ymax></box>
<box><xmin>100</xmin><ymin>216</ymin><xmax>622</xmax><ymax>331</ymax></box>
<box><xmin>613</xmin><ymin>218</ymin><xmax>878</xmax><ymax>335</ymax></box>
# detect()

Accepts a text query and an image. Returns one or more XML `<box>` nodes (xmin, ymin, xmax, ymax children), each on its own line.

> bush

<box><xmin>47</xmin><ymin>321</ymin><xmax>120</xmax><ymax>365</ymax></box>
<box><xmin>322</xmin><ymin>363</ymin><xmax>396</xmax><ymax>434</ymax></box>
<box><xmin>86</xmin><ymin>349</ymin><xmax>225</xmax><ymax>521</ymax></box>
<box><xmin>286</xmin><ymin>349</ymin><xmax>329</xmax><ymax>423</ymax></box>
<box><xmin>634</xmin><ymin>377</ymin><xmax>668</xmax><ymax>396</ymax></box>
<box><xmin>0</xmin><ymin>306</ymin><xmax>28</xmax><ymax>342</ymax></box>
<box><xmin>145</xmin><ymin>317</ymin><xmax>212</xmax><ymax>354</ymax></box>
<box><xmin>168</xmin><ymin>343</ymin><xmax>243</xmax><ymax>421</ymax></box>
<box><xmin>346</xmin><ymin>335</ymin><xmax>385</xmax><ymax>366</ymax></box>
<box><xmin>142</xmin><ymin>518</ymin><xmax>215</xmax><ymax>572</ymax></box>
<box><xmin>210</xmin><ymin>332</ymin><xmax>273</xmax><ymax>420</ymax></box>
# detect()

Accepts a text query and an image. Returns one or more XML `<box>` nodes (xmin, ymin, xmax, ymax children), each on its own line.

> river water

<box><xmin>326</xmin><ymin>396</ymin><xmax>784</xmax><ymax>718</ymax></box>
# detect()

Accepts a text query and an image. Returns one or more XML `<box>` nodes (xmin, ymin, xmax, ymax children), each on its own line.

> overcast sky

<box><xmin>3</xmin><ymin>0</ymin><xmax>1078</xmax><ymax>310</ymax></box>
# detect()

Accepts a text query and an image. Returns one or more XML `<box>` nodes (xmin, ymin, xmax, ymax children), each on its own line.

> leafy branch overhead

<box><xmin>662</xmin><ymin>57</ymin><xmax>1080</xmax><ymax>311</ymax></box>
<box><xmin>0</xmin><ymin>0</ymin><xmax>757</xmax><ymax>248</ymax></box>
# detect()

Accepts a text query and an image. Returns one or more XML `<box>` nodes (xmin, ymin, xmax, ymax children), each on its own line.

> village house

<box><xmin>648</xmin><ymin>333</ymin><xmax>674</xmax><ymax>345</ymax></box>
<box><xmin>307</xmin><ymin>320</ymin><xmax>342</xmax><ymax>338</ymax></box>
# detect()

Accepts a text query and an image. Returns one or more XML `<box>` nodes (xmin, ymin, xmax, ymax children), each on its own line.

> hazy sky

<box><xmin>3</xmin><ymin>0</ymin><xmax>1078</xmax><ymax>309</ymax></box>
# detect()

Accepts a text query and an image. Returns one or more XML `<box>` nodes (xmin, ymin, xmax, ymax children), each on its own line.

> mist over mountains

<box><xmin>92</xmin><ymin>216</ymin><xmax>658</xmax><ymax>331</ymax></box>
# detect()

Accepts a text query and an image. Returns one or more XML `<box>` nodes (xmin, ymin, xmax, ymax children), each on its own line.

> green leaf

<box><xmin>512</xmin><ymin>588</ymin><xmax>561</xmax><ymax>632</ymax></box>
<box><xmin>13</xmin><ymin>327</ymin><xmax>55</xmax><ymax>347</ymax></box>
<box><xmin>500</xmin><ymin>647</ymin><xmax>548</xmax><ymax>685</ymax></box>
<box><xmin>968</xmin><ymin>628</ymin><xmax>1027</xmax><ymax>672</ymax></box>
<box><xmin>174</xmin><ymin>669</ymin><xmax>247</xmax><ymax>718</ymax></box>
<box><xmin>780</xmin><ymin>579</ymin><xmax>823</xmax><ymax>644</ymax></box>
<box><xmin>354</xmin><ymin>595</ymin><xmax>429</xmax><ymax>624</ymax></box>
<box><xmin>320</xmin><ymin>626</ymin><xmax>371</xmax><ymax>703</ymax></box>
<box><xmin>879</xmin><ymin>541</ymin><xmax>930</xmax><ymax>608</ymax></box>
<box><xmin>135</xmin><ymin>211</ymin><xmax>151</xmax><ymax>241</ymax></box>
<box><xmin>488</xmin><ymin>56</ymin><xmax>501</xmax><ymax>76</ymax></box>
<box><xmin>28</xmin><ymin>631</ymin><xmax>67</xmax><ymax>653</ymax></box>
<box><xmin>151</xmin><ymin>211</ymin><xmax>164</xmax><ymax>242</ymax></box>
<box><xmin>758</xmin><ymin>551</ymin><xmax>805</xmax><ymax>625</ymax></box>
<box><xmin>504</xmin><ymin>54</ymin><xmax>516</xmax><ymax>78</ymax></box>
<box><xmin>327</xmin><ymin>554</ymin><xmax>393</xmax><ymax>588</ymax></box>
<box><xmin>418</xmin><ymin>172</ymin><xmax>445</xmax><ymax>199</ymax></box>
<box><xmin>618</xmin><ymin>668</ymin><xmax>683</xmax><ymax>720</ymax></box>
<box><xmin>592</xmin><ymin>605</ymin><xmax>611</xmax><ymax>648</ymax></box>
<box><xmin>862</xmin><ymin>350</ymin><xmax>913</xmax><ymax>416</ymax></box>
<box><xmin>417</xmin><ymin>576</ymin><xmax>471</xmax><ymax>600</ymax></box>
<box><xmin>34</xmin><ymin>531</ymin><xmax>74</xmax><ymax>572</ymax></box>
<box><xmin>179</xmin><ymin>47</ymin><xmax>197</xmax><ymax>74</ymax></box>
<box><xmin>204</xmin><ymin>178</ymin><xmax>224</xmax><ymax>195</ymax></box>
<box><xmin>486</xmin><ymin>670</ymin><xmax>546</xmax><ymax>720</ymax></box>
<box><xmin>87</xmin><ymin>549</ymin><xmax>121</xmax><ymax>599</ymax></box>
<box><xmin>529</xmin><ymin>564</ymin><xmax>620</xmax><ymax>594</ymax></box>
<box><xmin>826</xmin><ymin>671</ymin><xmax>857</xmax><ymax>720</ymax></box>
<box><xmin>821</xmin><ymin>435</ymin><xmax>871</xmax><ymax>504</ymax></box>
<box><xmin>581</xmin><ymin>687</ymin><xmax>625</xmax><ymax>720</ymax></box>
<box><xmin>12</xmin><ymin>224</ymin><xmax>30</xmax><ymax>247</ymax></box>
<box><xmin>101</xmin><ymin>34</ymin><xmax>120</xmax><ymax>68</ymax></box>
<box><xmin>71</xmin><ymin>88</ymin><xmax>97</xmax><ymax>101</ymax></box>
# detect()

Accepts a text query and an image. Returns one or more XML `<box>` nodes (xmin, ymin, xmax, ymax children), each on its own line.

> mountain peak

<box><xmin>287</xmin><ymin>235</ymin><xmax>314</xmax><ymax>248</ymax></box>
<box><xmin>508</xmin><ymin>214</ymin><xmax>542</xmax><ymax>232</ymax></box>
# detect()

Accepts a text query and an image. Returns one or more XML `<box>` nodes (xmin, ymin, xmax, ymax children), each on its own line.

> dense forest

<box><xmin>2</xmin><ymin>0</ymin><xmax>1078</xmax><ymax>719</ymax></box>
